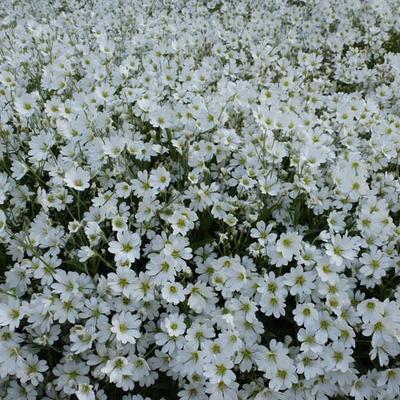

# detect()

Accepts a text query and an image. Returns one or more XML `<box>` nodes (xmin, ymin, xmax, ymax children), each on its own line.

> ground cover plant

<box><xmin>0</xmin><ymin>0</ymin><xmax>400</xmax><ymax>399</ymax></box>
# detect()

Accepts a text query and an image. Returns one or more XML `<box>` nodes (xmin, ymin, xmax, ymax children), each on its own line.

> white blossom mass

<box><xmin>0</xmin><ymin>0</ymin><xmax>400</xmax><ymax>399</ymax></box>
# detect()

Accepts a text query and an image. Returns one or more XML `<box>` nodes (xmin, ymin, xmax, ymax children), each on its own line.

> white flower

<box><xmin>16</xmin><ymin>354</ymin><xmax>48</xmax><ymax>386</ymax></box>
<box><xmin>15</xmin><ymin>93</ymin><xmax>38</xmax><ymax>117</ymax></box>
<box><xmin>325</xmin><ymin>234</ymin><xmax>361</xmax><ymax>266</ymax></box>
<box><xmin>64</xmin><ymin>167</ymin><xmax>91</xmax><ymax>191</ymax></box>
<box><xmin>275</xmin><ymin>232</ymin><xmax>302</xmax><ymax>262</ymax></box>
<box><xmin>0</xmin><ymin>299</ymin><xmax>24</xmax><ymax>330</ymax></box>
<box><xmin>75</xmin><ymin>384</ymin><xmax>95</xmax><ymax>400</ymax></box>
<box><xmin>149</xmin><ymin>165</ymin><xmax>171</xmax><ymax>190</ymax></box>
<box><xmin>203</xmin><ymin>357</ymin><xmax>236</xmax><ymax>385</ymax></box>
<box><xmin>111</xmin><ymin>312</ymin><xmax>141</xmax><ymax>344</ymax></box>
<box><xmin>102</xmin><ymin>357</ymin><xmax>132</xmax><ymax>384</ymax></box>
<box><xmin>161</xmin><ymin>282</ymin><xmax>185</xmax><ymax>304</ymax></box>
<box><xmin>324</xmin><ymin>342</ymin><xmax>354</xmax><ymax>373</ymax></box>
<box><xmin>164</xmin><ymin>313</ymin><xmax>186</xmax><ymax>337</ymax></box>
<box><xmin>108</xmin><ymin>230</ymin><xmax>141</xmax><ymax>264</ymax></box>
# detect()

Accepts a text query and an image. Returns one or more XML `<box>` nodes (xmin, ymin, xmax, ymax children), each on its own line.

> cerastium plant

<box><xmin>0</xmin><ymin>0</ymin><xmax>400</xmax><ymax>399</ymax></box>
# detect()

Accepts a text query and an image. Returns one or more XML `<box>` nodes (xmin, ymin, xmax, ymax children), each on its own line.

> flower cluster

<box><xmin>0</xmin><ymin>0</ymin><xmax>400</xmax><ymax>399</ymax></box>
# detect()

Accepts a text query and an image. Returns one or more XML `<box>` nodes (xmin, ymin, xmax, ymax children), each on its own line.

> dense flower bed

<box><xmin>0</xmin><ymin>0</ymin><xmax>400</xmax><ymax>399</ymax></box>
